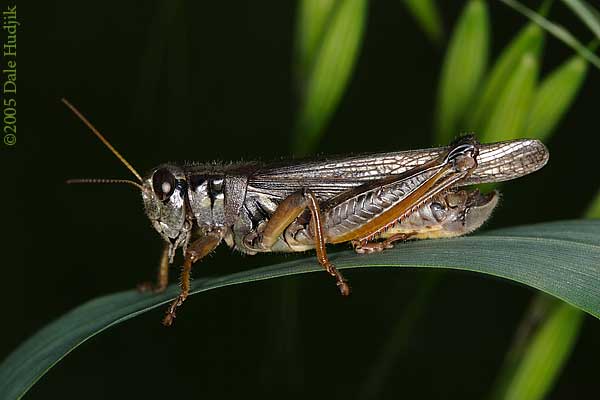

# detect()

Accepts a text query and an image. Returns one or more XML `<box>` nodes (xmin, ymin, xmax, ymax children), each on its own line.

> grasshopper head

<box><xmin>142</xmin><ymin>164</ymin><xmax>191</xmax><ymax>251</ymax></box>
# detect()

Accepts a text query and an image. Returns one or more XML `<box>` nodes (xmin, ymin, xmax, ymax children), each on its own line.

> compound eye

<box><xmin>430</xmin><ymin>202</ymin><xmax>446</xmax><ymax>222</ymax></box>
<box><xmin>152</xmin><ymin>168</ymin><xmax>176</xmax><ymax>201</ymax></box>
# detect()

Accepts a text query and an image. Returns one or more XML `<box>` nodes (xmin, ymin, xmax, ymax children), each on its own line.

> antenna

<box><xmin>66</xmin><ymin>178</ymin><xmax>144</xmax><ymax>191</ymax></box>
<box><xmin>61</xmin><ymin>98</ymin><xmax>143</xmax><ymax>183</ymax></box>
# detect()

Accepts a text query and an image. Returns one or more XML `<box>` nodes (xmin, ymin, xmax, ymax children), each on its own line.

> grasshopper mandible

<box><xmin>63</xmin><ymin>99</ymin><xmax>549</xmax><ymax>326</ymax></box>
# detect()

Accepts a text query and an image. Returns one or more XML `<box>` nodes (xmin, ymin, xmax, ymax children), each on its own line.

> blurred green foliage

<box><xmin>435</xmin><ymin>0</ymin><xmax>488</xmax><ymax>143</ymax></box>
<box><xmin>294</xmin><ymin>0</ymin><xmax>367</xmax><ymax>154</ymax></box>
<box><xmin>526</xmin><ymin>54</ymin><xmax>589</xmax><ymax>140</ymax></box>
<box><xmin>402</xmin><ymin>0</ymin><xmax>443</xmax><ymax>43</ymax></box>
<box><xmin>501</xmin><ymin>0</ymin><xmax>600</xmax><ymax>69</ymax></box>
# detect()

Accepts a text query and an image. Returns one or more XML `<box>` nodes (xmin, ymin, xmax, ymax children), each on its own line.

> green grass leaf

<box><xmin>526</xmin><ymin>54</ymin><xmax>588</xmax><ymax>141</ymax></box>
<box><xmin>2</xmin><ymin>220</ymin><xmax>600</xmax><ymax>399</ymax></box>
<box><xmin>435</xmin><ymin>0</ymin><xmax>489</xmax><ymax>144</ymax></box>
<box><xmin>500</xmin><ymin>0</ymin><xmax>600</xmax><ymax>70</ymax></box>
<box><xmin>294</xmin><ymin>0</ymin><xmax>367</xmax><ymax>154</ymax></box>
<box><xmin>561</xmin><ymin>0</ymin><xmax>600</xmax><ymax>39</ymax></box>
<box><xmin>467</xmin><ymin>23</ymin><xmax>544</xmax><ymax>130</ymax></box>
<box><xmin>481</xmin><ymin>52</ymin><xmax>538</xmax><ymax>143</ymax></box>
<box><xmin>402</xmin><ymin>0</ymin><xmax>443</xmax><ymax>44</ymax></box>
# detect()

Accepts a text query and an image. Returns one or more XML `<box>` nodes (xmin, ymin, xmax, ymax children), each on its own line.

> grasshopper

<box><xmin>63</xmin><ymin>99</ymin><xmax>549</xmax><ymax>326</ymax></box>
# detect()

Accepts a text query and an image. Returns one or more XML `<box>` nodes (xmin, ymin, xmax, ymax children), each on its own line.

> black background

<box><xmin>2</xmin><ymin>1</ymin><xmax>599</xmax><ymax>399</ymax></box>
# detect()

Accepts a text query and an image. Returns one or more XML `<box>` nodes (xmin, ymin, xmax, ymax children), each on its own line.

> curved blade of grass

<box><xmin>435</xmin><ymin>0</ymin><xmax>489</xmax><ymax>144</ymax></box>
<box><xmin>294</xmin><ymin>0</ymin><xmax>367</xmax><ymax>154</ymax></box>
<box><xmin>481</xmin><ymin>52</ymin><xmax>538</xmax><ymax>143</ymax></box>
<box><xmin>561</xmin><ymin>0</ymin><xmax>600</xmax><ymax>39</ymax></box>
<box><xmin>467</xmin><ymin>22</ymin><xmax>545</xmax><ymax>130</ymax></box>
<box><xmin>500</xmin><ymin>0</ymin><xmax>600</xmax><ymax>70</ymax></box>
<box><xmin>402</xmin><ymin>0</ymin><xmax>443</xmax><ymax>44</ymax></box>
<box><xmin>2</xmin><ymin>220</ymin><xmax>600</xmax><ymax>399</ymax></box>
<box><xmin>526</xmin><ymin>54</ymin><xmax>588</xmax><ymax>140</ymax></box>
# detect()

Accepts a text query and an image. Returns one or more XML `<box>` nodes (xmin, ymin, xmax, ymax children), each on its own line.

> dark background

<box><xmin>2</xmin><ymin>1</ymin><xmax>599</xmax><ymax>398</ymax></box>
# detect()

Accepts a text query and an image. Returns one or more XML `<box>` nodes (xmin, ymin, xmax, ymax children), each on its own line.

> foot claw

<box><xmin>337</xmin><ymin>280</ymin><xmax>351</xmax><ymax>296</ymax></box>
<box><xmin>161</xmin><ymin>294</ymin><xmax>187</xmax><ymax>327</ymax></box>
<box><xmin>162</xmin><ymin>313</ymin><xmax>175</xmax><ymax>326</ymax></box>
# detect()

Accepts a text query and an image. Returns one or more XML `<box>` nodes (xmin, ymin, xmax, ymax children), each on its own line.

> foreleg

<box><xmin>162</xmin><ymin>232</ymin><xmax>222</xmax><ymax>326</ymax></box>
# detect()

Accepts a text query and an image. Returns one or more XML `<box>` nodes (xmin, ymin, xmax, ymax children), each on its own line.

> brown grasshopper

<box><xmin>63</xmin><ymin>99</ymin><xmax>549</xmax><ymax>326</ymax></box>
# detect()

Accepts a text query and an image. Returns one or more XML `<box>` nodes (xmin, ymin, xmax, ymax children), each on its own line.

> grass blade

<box><xmin>500</xmin><ymin>0</ymin><xmax>600</xmax><ymax>70</ymax></box>
<box><xmin>467</xmin><ymin>23</ymin><xmax>544</xmax><ymax>130</ymax></box>
<box><xmin>561</xmin><ymin>0</ymin><xmax>600</xmax><ymax>39</ymax></box>
<box><xmin>1</xmin><ymin>220</ymin><xmax>600</xmax><ymax>399</ymax></box>
<box><xmin>435</xmin><ymin>0</ymin><xmax>489</xmax><ymax>144</ymax></box>
<box><xmin>402</xmin><ymin>0</ymin><xmax>443</xmax><ymax>44</ymax></box>
<box><xmin>294</xmin><ymin>0</ymin><xmax>367</xmax><ymax>154</ymax></box>
<box><xmin>526</xmin><ymin>54</ymin><xmax>588</xmax><ymax>140</ymax></box>
<box><xmin>481</xmin><ymin>52</ymin><xmax>538</xmax><ymax>143</ymax></box>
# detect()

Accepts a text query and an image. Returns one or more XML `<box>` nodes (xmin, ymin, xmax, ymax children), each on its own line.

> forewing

<box><xmin>248</xmin><ymin>148</ymin><xmax>444</xmax><ymax>200</ymax></box>
<box><xmin>247</xmin><ymin>139</ymin><xmax>549</xmax><ymax>200</ymax></box>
